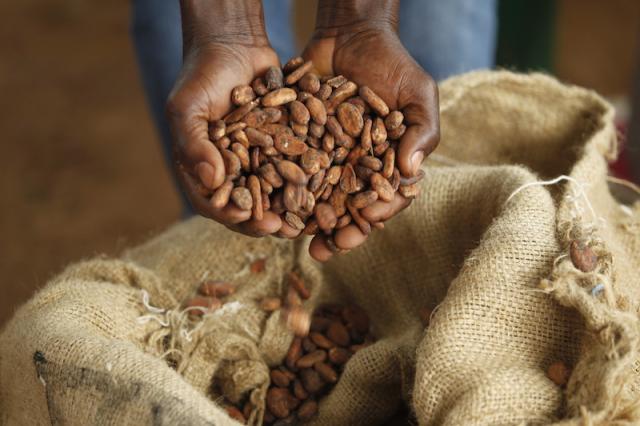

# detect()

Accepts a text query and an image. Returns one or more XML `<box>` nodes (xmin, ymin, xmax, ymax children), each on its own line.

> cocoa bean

<box><xmin>293</xmin><ymin>379</ymin><xmax>308</xmax><ymax>400</ymax></box>
<box><xmin>391</xmin><ymin>167</ymin><xmax>401</xmax><ymax>191</ymax></box>
<box><xmin>221</xmin><ymin>149</ymin><xmax>241</xmax><ymax>179</ymax></box>
<box><xmin>347</xmin><ymin>97</ymin><xmax>367</xmax><ymax>115</ymax></box>
<box><xmin>358</xmin><ymin>155</ymin><xmax>383</xmax><ymax>171</ymax></box>
<box><xmin>231</xmin><ymin>143</ymin><xmax>250</xmax><ymax>171</ymax></box>
<box><xmin>302</xmin><ymin>337</ymin><xmax>317</xmax><ymax>353</ymax></box>
<box><xmin>333</xmin><ymin>147</ymin><xmax>349</xmax><ymax>164</ymax></box>
<box><xmin>274</xmin><ymin>132</ymin><xmax>308</xmax><ymax>156</ymax></box>
<box><xmin>224</xmin><ymin>99</ymin><xmax>258</xmax><ymax>123</ymax></box>
<box><xmin>328</xmin><ymin>347</ymin><xmax>351</xmax><ymax>365</ymax></box>
<box><xmin>337</xmin><ymin>102</ymin><xmax>364</xmax><ymax>137</ymax></box>
<box><xmin>184</xmin><ymin>296</ymin><xmax>221</xmax><ymax>315</ymax></box>
<box><xmin>336</xmin><ymin>133</ymin><xmax>356</xmax><ymax>149</ymax></box>
<box><xmin>387</xmin><ymin>124</ymin><xmax>406</xmax><ymax>140</ymax></box>
<box><xmin>225</xmin><ymin>405</ymin><xmax>246</xmax><ymax>423</ymax></box>
<box><xmin>226</xmin><ymin>122</ymin><xmax>247</xmax><ymax>134</ymax></box>
<box><xmin>231</xmin><ymin>186</ymin><xmax>253</xmax><ymax>210</ymax></box>
<box><xmin>322</xmin><ymin>133</ymin><xmax>335</xmax><ymax>152</ymax></box>
<box><xmin>243</xmin><ymin>109</ymin><xmax>268</xmax><ymax>128</ymax></box>
<box><xmin>339</xmin><ymin>163</ymin><xmax>358</xmax><ymax>194</ymax></box>
<box><xmin>285</xmin><ymin>60</ymin><xmax>313</xmax><ymax>85</ymax></box>
<box><xmin>231</xmin><ymin>129</ymin><xmax>250</xmax><ymax>149</ymax></box>
<box><xmin>326</xmin><ymin>75</ymin><xmax>347</xmax><ymax>88</ymax></box>
<box><xmin>271</xmin><ymin>369</ymin><xmax>291</xmax><ymax>388</ymax></box>
<box><xmin>398</xmin><ymin>184</ymin><xmax>418</xmax><ymax>199</ymax></box>
<box><xmin>263</xmin><ymin>107</ymin><xmax>283</xmax><ymax>124</ymax></box>
<box><xmin>308</xmin><ymin>122</ymin><xmax>325</xmax><ymax>139</ymax></box>
<box><xmin>373</xmin><ymin>141</ymin><xmax>390</xmax><ymax>156</ymax></box>
<box><xmin>347</xmin><ymin>200</ymin><xmax>371</xmax><ymax>235</ymax></box>
<box><xmin>370</xmin><ymin>172</ymin><xmax>395</xmax><ymax>202</ymax></box>
<box><xmin>329</xmin><ymin>187</ymin><xmax>348</xmax><ymax>217</ymax></box>
<box><xmin>267</xmin><ymin>388</ymin><xmax>291</xmax><ymax>419</ymax></box>
<box><xmin>299</xmin><ymin>368</ymin><xmax>325</xmax><ymax>394</ymax></box>
<box><xmin>275</xmin><ymin>160</ymin><xmax>308</xmax><ymax>185</ymax></box>
<box><xmin>359</xmin><ymin>86</ymin><xmax>389</xmax><ymax>117</ymax></box>
<box><xmin>265</xmin><ymin>66</ymin><xmax>284</xmax><ymax>90</ymax></box>
<box><xmin>306</xmin><ymin>136</ymin><xmax>321</xmax><ymax>150</ymax></box>
<box><xmin>259</xmin><ymin>176</ymin><xmax>274</xmax><ymax>194</ymax></box>
<box><xmin>261</xmin><ymin>297</ymin><xmax>282</xmax><ymax>312</ymax></box>
<box><xmin>547</xmin><ymin>361</ymin><xmax>571</xmax><ymax>387</ymax></box>
<box><xmin>286</xmin><ymin>337</ymin><xmax>303</xmax><ymax>371</ymax></box>
<box><xmin>310</xmin><ymin>316</ymin><xmax>331</xmax><ymax>332</ymax></box>
<box><xmin>211</xmin><ymin>180</ymin><xmax>234</xmax><ymax>209</ymax></box>
<box><xmin>325</xmin><ymin>116</ymin><xmax>344</xmax><ymax>140</ymax></box>
<box><xmin>336</xmin><ymin>213</ymin><xmax>352</xmax><ymax>229</ymax></box>
<box><xmin>371</xmin><ymin>117</ymin><xmax>387</xmax><ymax>145</ymax></box>
<box><xmin>315</xmin><ymin>203</ymin><xmax>337</xmax><ymax>232</ymax></box>
<box><xmin>210</xmin><ymin>120</ymin><xmax>225</xmax><ymax>140</ymax></box>
<box><xmin>199</xmin><ymin>280</ymin><xmax>235</xmax><ymax>297</ymax></box>
<box><xmin>310</xmin><ymin>332</ymin><xmax>335</xmax><ymax>349</ymax></box>
<box><xmin>384</xmin><ymin>110</ymin><xmax>404</xmax><ymax>130</ymax></box>
<box><xmin>261</xmin><ymin>123</ymin><xmax>292</xmax><ymax>137</ymax></box>
<box><xmin>382</xmin><ymin>147</ymin><xmax>395</xmax><ymax>178</ymax></box>
<box><xmin>231</xmin><ymin>85</ymin><xmax>256</xmax><ymax>106</ymax></box>
<box><xmin>283</xmin><ymin>183</ymin><xmax>305</xmax><ymax>212</ymax></box>
<box><xmin>300</xmin><ymin>149</ymin><xmax>322</xmax><ymax>175</ymax></box>
<box><xmin>570</xmin><ymin>240</ymin><xmax>598</xmax><ymax>272</ymax></box>
<box><xmin>314</xmin><ymin>362</ymin><xmax>338</xmax><ymax>383</ymax></box>
<box><xmin>283</xmin><ymin>56</ymin><xmax>304</xmax><ymax>73</ymax></box>
<box><xmin>296</xmin><ymin>350</ymin><xmax>327</xmax><ymax>369</ymax></box>
<box><xmin>305</xmin><ymin>97</ymin><xmax>327</xmax><ymax>125</ymax></box>
<box><xmin>320</xmin><ymin>183</ymin><xmax>333</xmax><ymax>201</ymax></box>
<box><xmin>361</xmin><ymin>118</ymin><xmax>373</xmax><ymax>151</ymax></box>
<box><xmin>303</xmin><ymin>219</ymin><xmax>319</xmax><ymax>235</ymax></box>
<box><xmin>351</xmin><ymin>190</ymin><xmax>378</xmax><ymax>208</ymax></box>
<box><xmin>297</xmin><ymin>400</ymin><xmax>318</xmax><ymax>421</ymax></box>
<box><xmin>262</xmin><ymin>192</ymin><xmax>271</xmax><ymax>210</ymax></box>
<box><xmin>308</xmin><ymin>169</ymin><xmax>326</xmax><ymax>193</ymax></box>
<box><xmin>325</xmin><ymin>166</ymin><xmax>342</xmax><ymax>185</ymax></box>
<box><xmin>247</xmin><ymin>175</ymin><xmax>263</xmax><ymax>220</ymax></box>
<box><xmin>215</xmin><ymin>136</ymin><xmax>231</xmax><ymax>150</ymax></box>
<box><xmin>259</xmin><ymin>163</ymin><xmax>284</xmax><ymax>188</ymax></box>
<box><xmin>262</xmin><ymin>88</ymin><xmax>297</xmax><ymax>107</ymax></box>
<box><xmin>285</xmin><ymin>212</ymin><xmax>305</xmax><ymax>230</ymax></box>
<box><xmin>317</xmin><ymin>83</ymin><xmax>332</xmax><ymax>100</ymax></box>
<box><xmin>245</xmin><ymin>127</ymin><xmax>274</xmax><ymax>148</ymax></box>
<box><xmin>289</xmin><ymin>100</ymin><xmax>310</xmax><ymax>124</ymax></box>
<box><xmin>326</xmin><ymin>321</ymin><xmax>350</xmax><ymax>346</ymax></box>
<box><xmin>252</xmin><ymin>77</ymin><xmax>268</xmax><ymax>96</ymax></box>
<box><xmin>291</xmin><ymin>122</ymin><xmax>308</xmax><ymax>137</ymax></box>
<box><xmin>355</xmin><ymin>164</ymin><xmax>375</xmax><ymax>181</ymax></box>
<box><xmin>298</xmin><ymin>73</ymin><xmax>320</xmax><ymax>94</ymax></box>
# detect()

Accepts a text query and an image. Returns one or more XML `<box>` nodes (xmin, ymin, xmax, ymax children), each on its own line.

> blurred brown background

<box><xmin>1</xmin><ymin>0</ymin><xmax>639</xmax><ymax>326</ymax></box>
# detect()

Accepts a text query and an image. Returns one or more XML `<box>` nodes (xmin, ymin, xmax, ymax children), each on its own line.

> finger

<box><xmin>178</xmin><ymin>169</ymin><xmax>252</xmax><ymax>223</ymax></box>
<box><xmin>397</xmin><ymin>76</ymin><xmax>440</xmax><ymax>177</ymax></box>
<box><xmin>277</xmin><ymin>221</ymin><xmax>303</xmax><ymax>239</ymax></box>
<box><xmin>334</xmin><ymin>225</ymin><xmax>368</xmax><ymax>250</ymax></box>
<box><xmin>235</xmin><ymin>211</ymin><xmax>282</xmax><ymax>237</ymax></box>
<box><xmin>309</xmin><ymin>234</ymin><xmax>334</xmax><ymax>262</ymax></box>
<box><xmin>360</xmin><ymin>192</ymin><xmax>411</xmax><ymax>223</ymax></box>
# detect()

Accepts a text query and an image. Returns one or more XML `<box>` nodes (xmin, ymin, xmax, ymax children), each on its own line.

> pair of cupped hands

<box><xmin>167</xmin><ymin>17</ymin><xmax>439</xmax><ymax>262</ymax></box>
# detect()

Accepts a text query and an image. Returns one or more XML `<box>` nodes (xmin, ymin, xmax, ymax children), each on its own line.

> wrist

<box><xmin>180</xmin><ymin>0</ymin><xmax>269</xmax><ymax>50</ymax></box>
<box><xmin>313</xmin><ymin>0</ymin><xmax>398</xmax><ymax>38</ymax></box>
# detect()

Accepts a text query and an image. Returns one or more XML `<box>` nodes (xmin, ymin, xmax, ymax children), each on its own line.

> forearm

<box><xmin>314</xmin><ymin>0</ymin><xmax>399</xmax><ymax>36</ymax></box>
<box><xmin>180</xmin><ymin>0</ymin><xmax>268</xmax><ymax>50</ymax></box>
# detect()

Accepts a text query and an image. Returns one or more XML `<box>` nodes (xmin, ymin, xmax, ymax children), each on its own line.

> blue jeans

<box><xmin>131</xmin><ymin>0</ymin><xmax>496</xmax><ymax>213</ymax></box>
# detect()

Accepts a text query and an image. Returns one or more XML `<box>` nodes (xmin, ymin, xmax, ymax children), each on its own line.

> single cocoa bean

<box><xmin>384</xmin><ymin>110</ymin><xmax>404</xmax><ymax>130</ymax></box>
<box><xmin>333</xmin><ymin>146</ymin><xmax>349</xmax><ymax>164</ymax></box>
<box><xmin>275</xmin><ymin>160</ymin><xmax>308</xmax><ymax>185</ymax></box>
<box><xmin>358</xmin><ymin>155</ymin><xmax>383</xmax><ymax>171</ymax></box>
<box><xmin>247</xmin><ymin>175</ymin><xmax>263</xmax><ymax>220</ymax></box>
<box><xmin>285</xmin><ymin>60</ymin><xmax>313</xmax><ymax>85</ymax></box>
<box><xmin>215</xmin><ymin>136</ymin><xmax>231</xmax><ymax>150</ymax></box>
<box><xmin>231</xmin><ymin>143</ymin><xmax>250</xmax><ymax>171</ymax></box>
<box><xmin>360</xmin><ymin>117</ymin><xmax>373</xmax><ymax>151</ymax></box>
<box><xmin>225</xmin><ymin>405</ymin><xmax>246</xmax><ymax>423</ymax></box>
<box><xmin>398</xmin><ymin>184</ymin><xmax>418</xmax><ymax>199</ymax></box>
<box><xmin>283</xmin><ymin>183</ymin><xmax>305</xmax><ymax>212</ymax></box>
<box><xmin>259</xmin><ymin>163</ymin><xmax>284</xmax><ymax>188</ymax></box>
<box><xmin>370</xmin><ymin>172</ymin><xmax>395</xmax><ymax>202</ymax></box>
<box><xmin>337</xmin><ymin>103</ymin><xmax>364</xmax><ymax>137</ymax></box>
<box><xmin>351</xmin><ymin>190</ymin><xmax>378</xmax><ymax>209</ymax></box>
<box><xmin>210</xmin><ymin>120</ymin><xmax>226</xmax><ymax>140</ymax></box>
<box><xmin>387</xmin><ymin>124</ymin><xmax>406</xmax><ymax>140</ymax></box>
<box><xmin>303</xmin><ymin>219</ymin><xmax>319</xmax><ymax>235</ymax></box>
<box><xmin>252</xmin><ymin>77</ymin><xmax>268</xmax><ymax>96</ymax></box>
<box><xmin>226</xmin><ymin>122</ymin><xmax>247</xmax><ymax>134</ymax></box>
<box><xmin>308</xmin><ymin>169</ymin><xmax>326</xmax><ymax>193</ymax></box>
<box><xmin>371</xmin><ymin>117</ymin><xmax>387</xmax><ymax>145</ymax></box>
<box><xmin>274</xmin><ymin>132</ymin><xmax>308</xmax><ymax>156</ymax></box>
<box><xmin>306</xmin><ymin>136</ymin><xmax>321</xmax><ymax>149</ymax></box>
<box><xmin>259</xmin><ymin>176</ymin><xmax>273</xmax><ymax>194</ymax></box>
<box><xmin>286</xmin><ymin>337</ymin><xmax>303</xmax><ymax>371</ymax></box>
<box><xmin>359</xmin><ymin>86</ymin><xmax>389</xmax><ymax>117</ymax></box>
<box><xmin>293</xmin><ymin>379</ymin><xmax>308</xmax><ymax>400</ymax></box>
<box><xmin>305</xmin><ymin>97</ymin><xmax>327</xmax><ymax>126</ymax></box>
<box><xmin>289</xmin><ymin>100</ymin><xmax>310</xmax><ymax>125</ymax></box>
<box><xmin>328</xmin><ymin>347</ymin><xmax>351</xmax><ymax>365</ymax></box>
<box><xmin>267</xmin><ymin>388</ymin><xmax>291</xmax><ymax>419</ymax></box>
<box><xmin>347</xmin><ymin>200</ymin><xmax>371</xmax><ymax>235</ymax></box>
<box><xmin>271</xmin><ymin>191</ymin><xmax>286</xmax><ymax>214</ymax></box>
<box><xmin>231</xmin><ymin>186</ymin><xmax>253</xmax><ymax>210</ymax></box>
<box><xmin>322</xmin><ymin>133</ymin><xmax>335</xmax><ymax>152</ymax></box>
<box><xmin>310</xmin><ymin>332</ymin><xmax>335</xmax><ymax>349</ymax></box>
<box><xmin>285</xmin><ymin>211</ymin><xmax>305</xmax><ymax>230</ymax></box>
<box><xmin>326</xmin><ymin>321</ymin><xmax>350</xmax><ymax>346</ymax></box>
<box><xmin>243</xmin><ymin>109</ymin><xmax>268</xmax><ymax>128</ymax></box>
<box><xmin>320</xmin><ymin>183</ymin><xmax>333</xmax><ymax>201</ymax></box>
<box><xmin>317</xmin><ymin>83</ymin><xmax>332</xmax><ymax>100</ymax></box>
<box><xmin>314</xmin><ymin>362</ymin><xmax>338</xmax><ymax>383</ymax></box>
<box><xmin>262</xmin><ymin>88</ymin><xmax>297</xmax><ymax>107</ymax></box>
<box><xmin>373</xmin><ymin>140</ymin><xmax>390</xmax><ymax>156</ymax></box>
<box><xmin>347</xmin><ymin>97</ymin><xmax>367</xmax><ymax>115</ymax></box>
<box><xmin>199</xmin><ymin>280</ymin><xmax>235</xmax><ymax>297</ymax></box>
<box><xmin>547</xmin><ymin>361</ymin><xmax>571</xmax><ymax>387</ymax></box>
<box><xmin>231</xmin><ymin>129</ymin><xmax>250</xmax><ymax>149</ymax></box>
<box><xmin>231</xmin><ymin>85</ymin><xmax>256</xmax><ymax>106</ymax></box>
<box><xmin>261</xmin><ymin>123</ymin><xmax>292</xmax><ymax>136</ymax></box>
<box><xmin>265</xmin><ymin>66</ymin><xmax>284</xmax><ymax>90</ymax></box>
<box><xmin>326</xmin><ymin>75</ymin><xmax>347</xmax><ymax>88</ymax></box>
<box><xmin>300</xmin><ymin>149</ymin><xmax>322</xmax><ymax>175</ymax></box>
<box><xmin>283</xmin><ymin>56</ymin><xmax>304</xmax><ymax>73</ymax></box>
<box><xmin>298</xmin><ymin>73</ymin><xmax>320</xmax><ymax>94</ymax></box>
<box><xmin>302</xmin><ymin>337</ymin><xmax>317</xmax><ymax>353</ymax></box>
<box><xmin>339</xmin><ymin>163</ymin><xmax>358</xmax><ymax>194</ymax></box>
<box><xmin>355</xmin><ymin>164</ymin><xmax>375</xmax><ymax>181</ymax></box>
<box><xmin>221</xmin><ymin>149</ymin><xmax>242</xmax><ymax>179</ymax></box>
<box><xmin>211</xmin><ymin>179</ymin><xmax>234</xmax><ymax>209</ymax></box>
<box><xmin>262</xmin><ymin>192</ymin><xmax>271</xmax><ymax>210</ymax></box>
<box><xmin>224</xmin><ymin>99</ymin><xmax>258</xmax><ymax>123</ymax></box>
<box><xmin>329</xmin><ymin>187</ymin><xmax>348</xmax><ymax>217</ymax></box>
<box><xmin>261</xmin><ymin>297</ymin><xmax>282</xmax><ymax>312</ymax></box>
<box><xmin>570</xmin><ymin>240</ymin><xmax>598</xmax><ymax>272</ymax></box>
<box><xmin>291</xmin><ymin>122</ymin><xmax>308</xmax><ymax>137</ymax></box>
<box><xmin>315</xmin><ymin>203</ymin><xmax>337</xmax><ymax>232</ymax></box>
<box><xmin>245</xmin><ymin>127</ymin><xmax>274</xmax><ymax>148</ymax></box>
<box><xmin>382</xmin><ymin>147</ymin><xmax>395</xmax><ymax>178</ymax></box>
<box><xmin>263</xmin><ymin>107</ymin><xmax>283</xmax><ymax>124</ymax></box>
<box><xmin>299</xmin><ymin>368</ymin><xmax>325</xmax><ymax>394</ymax></box>
<box><xmin>297</xmin><ymin>400</ymin><xmax>318</xmax><ymax>421</ymax></box>
<box><xmin>308</xmin><ymin>122</ymin><xmax>325</xmax><ymax>139</ymax></box>
<box><xmin>296</xmin><ymin>350</ymin><xmax>327</xmax><ymax>369</ymax></box>
<box><xmin>271</xmin><ymin>369</ymin><xmax>291</xmax><ymax>388</ymax></box>
<box><xmin>336</xmin><ymin>214</ymin><xmax>352</xmax><ymax>229</ymax></box>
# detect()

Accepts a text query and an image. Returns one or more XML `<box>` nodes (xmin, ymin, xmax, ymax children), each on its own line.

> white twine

<box><xmin>141</xmin><ymin>290</ymin><xmax>165</xmax><ymax>314</ymax></box>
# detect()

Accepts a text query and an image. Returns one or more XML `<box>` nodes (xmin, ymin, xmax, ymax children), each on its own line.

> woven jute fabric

<box><xmin>1</xmin><ymin>71</ymin><xmax>638</xmax><ymax>426</ymax></box>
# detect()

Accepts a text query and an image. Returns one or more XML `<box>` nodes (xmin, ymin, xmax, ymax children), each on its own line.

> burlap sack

<box><xmin>1</xmin><ymin>71</ymin><xmax>639</xmax><ymax>426</ymax></box>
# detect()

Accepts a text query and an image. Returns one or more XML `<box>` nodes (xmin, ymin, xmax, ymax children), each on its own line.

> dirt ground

<box><xmin>1</xmin><ymin>0</ymin><xmax>638</xmax><ymax>327</ymax></box>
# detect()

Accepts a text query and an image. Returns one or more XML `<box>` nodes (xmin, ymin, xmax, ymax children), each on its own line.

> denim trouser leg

<box><xmin>399</xmin><ymin>0</ymin><xmax>498</xmax><ymax>81</ymax></box>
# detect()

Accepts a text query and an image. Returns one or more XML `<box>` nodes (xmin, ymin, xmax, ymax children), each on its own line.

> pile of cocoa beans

<box><xmin>225</xmin><ymin>303</ymin><xmax>374</xmax><ymax>425</ymax></box>
<box><xmin>203</xmin><ymin>56</ymin><xmax>422</xmax><ymax>245</ymax></box>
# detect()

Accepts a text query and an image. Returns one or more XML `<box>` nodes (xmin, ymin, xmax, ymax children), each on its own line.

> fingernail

<box><xmin>195</xmin><ymin>162</ymin><xmax>215</xmax><ymax>189</ymax></box>
<box><xmin>411</xmin><ymin>152</ymin><xmax>424</xmax><ymax>175</ymax></box>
